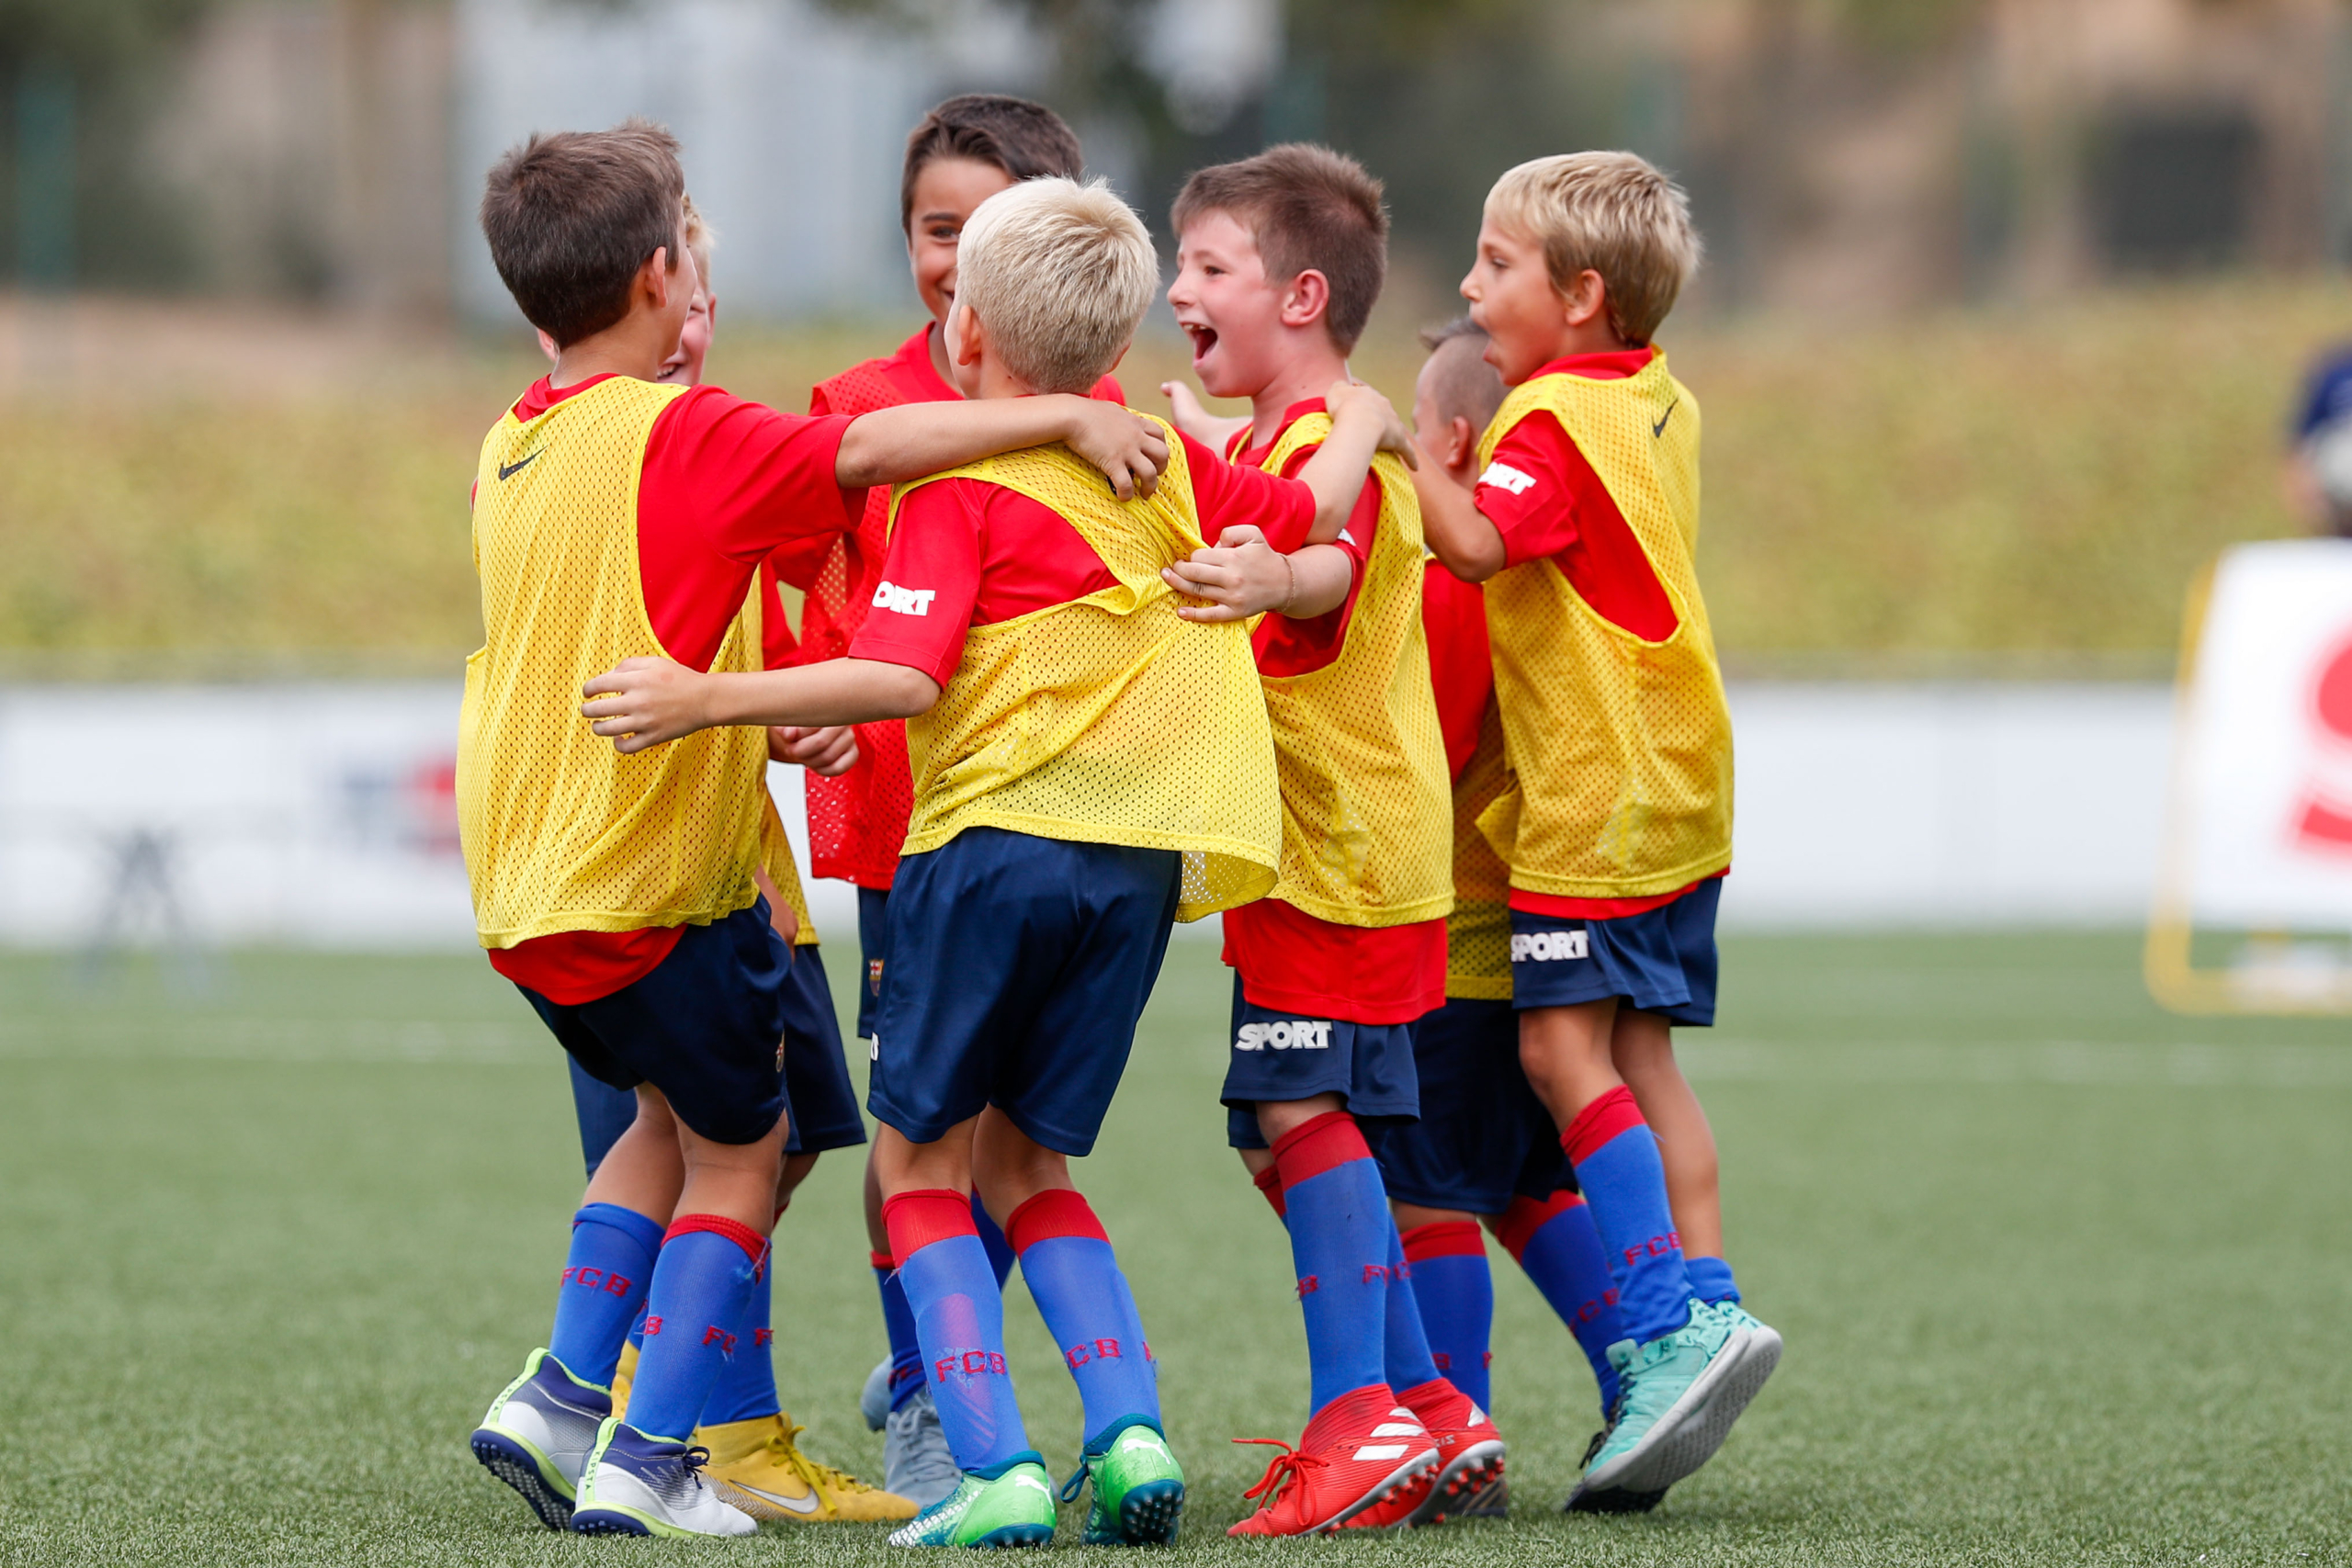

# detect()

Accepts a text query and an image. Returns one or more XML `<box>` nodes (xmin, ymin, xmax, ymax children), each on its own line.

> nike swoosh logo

<box><xmin>1652</xmin><ymin>400</ymin><xmax>1678</xmax><ymax>438</ymax></box>
<box><xmin>498</xmin><ymin>449</ymin><xmax>544</xmax><ymax>480</ymax></box>
<box><xmin>735</xmin><ymin>1483</ymin><xmax>821</xmax><ymax>1515</ymax></box>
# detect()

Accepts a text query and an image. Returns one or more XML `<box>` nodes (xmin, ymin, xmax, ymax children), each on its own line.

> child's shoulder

<box><xmin>813</xmin><ymin>326</ymin><xmax>948</xmax><ymax>416</ymax></box>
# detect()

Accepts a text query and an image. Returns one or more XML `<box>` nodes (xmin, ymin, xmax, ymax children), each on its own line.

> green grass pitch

<box><xmin>2</xmin><ymin>930</ymin><xmax>2346</xmax><ymax>1566</ymax></box>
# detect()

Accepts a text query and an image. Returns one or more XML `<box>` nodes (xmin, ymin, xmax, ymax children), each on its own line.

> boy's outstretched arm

<box><xmin>1291</xmin><ymin>380</ymin><xmax>1417</xmax><ymax>543</ymax></box>
<box><xmin>1164</xmin><ymin>527</ymin><xmax>1352</xmax><ymax>623</ymax></box>
<box><xmin>1159</xmin><ymin>379</ymin><xmax>1251</xmax><ymax>450</ymax></box>
<box><xmin>583</xmin><ymin>656</ymin><xmax>940</xmax><ymax>755</ymax></box>
<box><xmin>1411</xmin><ymin>462</ymin><xmax>1507</xmax><ymax>582</ymax></box>
<box><xmin>838</xmin><ymin>397</ymin><xmax>1169</xmax><ymax>501</ymax></box>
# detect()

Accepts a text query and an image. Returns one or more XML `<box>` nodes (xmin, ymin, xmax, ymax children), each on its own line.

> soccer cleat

<box><xmin>1059</xmin><ymin>1419</ymin><xmax>1185</xmax><ymax>1546</ymax></box>
<box><xmin>609</xmin><ymin>1338</ymin><xmax>639</xmax><ymax>1421</ymax></box>
<box><xmin>571</xmin><ymin>1417</ymin><xmax>756</xmax><ymax>1538</ymax></box>
<box><xmin>469</xmin><ymin>1348</ymin><xmax>609</xmax><ymax>1530</ymax></box>
<box><xmin>1394</xmin><ymin>1377</ymin><xmax>1507</xmax><ymax>1525</ymax></box>
<box><xmin>1225</xmin><ymin>1383</ymin><xmax>1439</xmax><ymax>1538</ymax></box>
<box><xmin>886</xmin><ymin>1385</ymin><xmax>965</xmax><ymax>1509</ymax></box>
<box><xmin>886</xmin><ymin>1458</ymin><xmax>1058</xmax><ymax>1548</ymax></box>
<box><xmin>1563</xmin><ymin>1425</ymin><xmax>1666</xmax><ymax>1514</ymax></box>
<box><xmin>1576</xmin><ymin>1297</ymin><xmax>1752</xmax><ymax>1498</ymax></box>
<box><xmin>862</xmin><ymin>1354</ymin><xmax>895</xmax><ymax>1431</ymax></box>
<box><xmin>695</xmin><ymin>1412</ymin><xmax>919</xmax><ymax>1522</ymax></box>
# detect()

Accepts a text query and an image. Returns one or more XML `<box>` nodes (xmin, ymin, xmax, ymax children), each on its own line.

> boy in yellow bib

<box><xmin>459</xmin><ymin>123</ymin><xmax>1171</xmax><ymax>1542</ymax></box>
<box><xmin>1412</xmin><ymin>152</ymin><xmax>1780</xmax><ymax>1509</ymax></box>
<box><xmin>580</xmin><ymin>176</ymin><xmax>1406</xmax><ymax>1548</ymax></box>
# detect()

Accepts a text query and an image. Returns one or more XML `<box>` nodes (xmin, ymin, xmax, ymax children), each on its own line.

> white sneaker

<box><xmin>571</xmin><ymin>1417</ymin><xmax>757</xmax><ymax>1538</ymax></box>
<box><xmin>469</xmin><ymin>1348</ymin><xmax>609</xmax><ymax>1530</ymax></box>
<box><xmin>883</xmin><ymin>1386</ymin><xmax>962</xmax><ymax>1508</ymax></box>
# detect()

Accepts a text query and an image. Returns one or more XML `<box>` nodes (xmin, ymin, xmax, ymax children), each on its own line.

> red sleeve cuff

<box><xmin>848</xmin><ymin>630</ymin><xmax>960</xmax><ymax>691</ymax></box>
<box><xmin>802</xmin><ymin>412</ymin><xmax>865</xmax><ymax>536</ymax></box>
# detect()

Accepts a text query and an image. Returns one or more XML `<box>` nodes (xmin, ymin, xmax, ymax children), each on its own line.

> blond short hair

<box><xmin>1485</xmin><ymin>152</ymin><xmax>1699</xmax><ymax>345</ymax></box>
<box><xmin>683</xmin><ymin>193</ymin><xmax>716</xmax><ymax>288</ymax></box>
<box><xmin>956</xmin><ymin>176</ymin><xmax>1156</xmax><ymax>394</ymax></box>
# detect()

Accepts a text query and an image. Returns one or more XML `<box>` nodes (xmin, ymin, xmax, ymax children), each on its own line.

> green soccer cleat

<box><xmin>887</xmin><ymin>1457</ymin><xmax>1058</xmax><ymax>1549</ymax></box>
<box><xmin>1577</xmin><ymin>1298</ymin><xmax>1749</xmax><ymax>1497</ymax></box>
<box><xmin>1060</xmin><ymin>1420</ymin><xmax>1185</xmax><ymax>1546</ymax></box>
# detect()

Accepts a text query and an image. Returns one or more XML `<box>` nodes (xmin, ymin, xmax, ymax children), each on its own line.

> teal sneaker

<box><xmin>887</xmin><ymin>1457</ymin><xmax>1057</xmax><ymax>1549</ymax></box>
<box><xmin>1060</xmin><ymin>1420</ymin><xmax>1184</xmax><ymax>1545</ymax></box>
<box><xmin>1577</xmin><ymin>1298</ymin><xmax>1749</xmax><ymax>1497</ymax></box>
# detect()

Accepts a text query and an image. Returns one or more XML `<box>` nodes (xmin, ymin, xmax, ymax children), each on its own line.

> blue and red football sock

<box><xmin>1498</xmin><ymin>1190</ymin><xmax>1623</xmax><ymax>1412</ymax></box>
<box><xmin>548</xmin><ymin>1202</ymin><xmax>663</xmax><ymax>1388</ymax></box>
<box><xmin>1270</xmin><ymin>1111</ymin><xmax>1393</xmax><ymax>1416</ymax></box>
<box><xmin>1685</xmin><ymin>1255</ymin><xmax>1742</xmax><ymax>1305</ymax></box>
<box><xmin>972</xmin><ymin>1191</ymin><xmax>1017</xmax><ymax>1291</ymax></box>
<box><xmin>1562</xmin><ymin>1085</ymin><xmax>1693</xmax><ymax>1345</ymax></box>
<box><xmin>1380</xmin><ymin>1215</ymin><xmax>1445</xmax><ymax>1396</ymax></box>
<box><xmin>885</xmin><ymin>1189</ymin><xmax>1035</xmax><ymax>1474</ymax></box>
<box><xmin>873</xmin><ymin>1251</ymin><xmax>926</xmax><ymax>1413</ymax></box>
<box><xmin>1399</xmin><ymin>1221</ymin><xmax>1493</xmax><ymax>1409</ymax></box>
<box><xmin>1005</xmin><ymin>1190</ymin><xmax>1159</xmax><ymax>1447</ymax></box>
<box><xmin>626</xmin><ymin>1215</ymin><xmax>767</xmax><ymax>1441</ymax></box>
<box><xmin>700</xmin><ymin>1209</ymin><xmax>786</xmax><ymax>1427</ymax></box>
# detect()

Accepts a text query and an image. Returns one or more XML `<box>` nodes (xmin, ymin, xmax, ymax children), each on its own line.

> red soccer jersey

<box><xmin>1214</xmin><ymin>400</ymin><xmax>1445</xmax><ymax>1025</ymax></box>
<box><xmin>1420</xmin><ymin>559</ymin><xmax>1492</xmax><ymax>784</ymax></box>
<box><xmin>850</xmin><ymin>428</ymin><xmax>1307</xmax><ymax>681</ymax></box>
<box><xmin>1471</xmin><ymin>347</ymin><xmax>1720</xmax><ymax>920</ymax></box>
<box><xmin>797</xmin><ymin>324</ymin><xmax>1125</xmax><ymax>890</ymax></box>
<box><xmin>486</xmin><ymin>374</ymin><xmax>859</xmax><ymax>1004</ymax></box>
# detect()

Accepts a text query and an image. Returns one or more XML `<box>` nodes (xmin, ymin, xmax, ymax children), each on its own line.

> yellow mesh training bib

<box><xmin>458</xmin><ymin>375</ymin><xmax>814</xmax><ymax>948</ymax></box>
<box><xmin>1445</xmin><ymin>699</ymin><xmax>1514</xmax><ymax>999</ymax></box>
<box><xmin>1249</xmin><ymin>418</ymin><xmax>1453</xmax><ymax>928</ymax></box>
<box><xmin>1475</xmin><ymin>355</ymin><xmax>1734</xmax><ymax>899</ymax></box>
<box><xmin>888</xmin><ymin>419</ymin><xmax>1280</xmax><ymax>921</ymax></box>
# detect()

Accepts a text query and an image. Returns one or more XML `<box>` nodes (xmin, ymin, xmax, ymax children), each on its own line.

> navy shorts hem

<box><xmin>1508</xmin><ymin>879</ymin><xmax>1720</xmax><ymax>1026</ymax></box>
<box><xmin>779</xmin><ymin>946</ymin><xmax>865</xmax><ymax>1156</ymax></box>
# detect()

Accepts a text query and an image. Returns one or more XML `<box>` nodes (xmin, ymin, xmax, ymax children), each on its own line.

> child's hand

<box><xmin>769</xmin><ymin>724</ymin><xmax>860</xmax><ymax>776</ymax></box>
<box><xmin>1065</xmin><ymin>400</ymin><xmax>1169</xmax><ymax>501</ymax></box>
<box><xmin>1326</xmin><ymin>379</ymin><xmax>1419</xmax><ymax>469</ymax></box>
<box><xmin>1162</xmin><ymin>525</ymin><xmax>1294</xmax><ymax>622</ymax></box>
<box><xmin>1159</xmin><ymin>380</ymin><xmax>1251</xmax><ymax>450</ymax></box>
<box><xmin>582</xmin><ymin>657</ymin><xmax>713</xmax><ymax>753</ymax></box>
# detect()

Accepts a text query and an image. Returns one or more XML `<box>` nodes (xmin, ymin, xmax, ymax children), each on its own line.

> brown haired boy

<box><xmin>1412</xmin><ymin>151</ymin><xmax>1780</xmax><ymax>1509</ymax></box>
<box><xmin>459</xmin><ymin>118</ymin><xmax>1166</xmax><ymax>1540</ymax></box>
<box><xmin>1158</xmin><ymin>144</ymin><xmax>1481</xmax><ymax>1536</ymax></box>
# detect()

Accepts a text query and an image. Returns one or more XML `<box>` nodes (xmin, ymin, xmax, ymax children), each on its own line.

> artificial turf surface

<box><xmin>1</xmin><ymin>930</ymin><xmax>2346</xmax><ymax>1566</ymax></box>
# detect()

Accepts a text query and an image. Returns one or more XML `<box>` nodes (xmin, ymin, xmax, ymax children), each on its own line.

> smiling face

<box><xmin>654</xmin><ymin>287</ymin><xmax>714</xmax><ymax>385</ymax></box>
<box><xmin>1167</xmin><ymin>209</ymin><xmax>1295</xmax><ymax>401</ymax></box>
<box><xmin>907</xmin><ymin>155</ymin><xmax>1020</xmax><ymax>325</ymax></box>
<box><xmin>1460</xmin><ymin>216</ymin><xmax>1576</xmax><ymax>386</ymax></box>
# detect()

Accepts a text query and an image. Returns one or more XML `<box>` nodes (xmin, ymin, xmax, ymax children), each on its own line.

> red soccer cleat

<box><xmin>1392</xmin><ymin>1377</ymin><xmax>1507</xmax><ymax>1524</ymax></box>
<box><xmin>1226</xmin><ymin>1384</ymin><xmax>1439</xmax><ymax>1537</ymax></box>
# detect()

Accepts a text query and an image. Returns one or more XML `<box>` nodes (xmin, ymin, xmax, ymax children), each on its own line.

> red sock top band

<box><xmin>1495</xmin><ymin>1190</ymin><xmax>1587</xmax><ymax>1261</ymax></box>
<box><xmin>664</xmin><ymin>1213</ymin><xmax>769</xmax><ymax>1270</ymax></box>
<box><xmin>1400</xmin><ymin>1220</ymin><xmax>1486</xmax><ymax>1263</ymax></box>
<box><xmin>869</xmin><ymin>1250</ymin><xmax>896</xmax><ymax>1272</ymax></box>
<box><xmin>882</xmin><ymin>1189</ymin><xmax>978</xmax><ymax>1262</ymax></box>
<box><xmin>1251</xmin><ymin>1164</ymin><xmax>1288</xmax><ymax>1219</ymax></box>
<box><xmin>1269</xmin><ymin>1109</ymin><xmax>1371</xmax><ymax>1187</ymax></box>
<box><xmin>1561</xmin><ymin>1085</ymin><xmax>1645</xmax><ymax>1167</ymax></box>
<box><xmin>1003</xmin><ymin>1189</ymin><xmax>1108</xmax><ymax>1254</ymax></box>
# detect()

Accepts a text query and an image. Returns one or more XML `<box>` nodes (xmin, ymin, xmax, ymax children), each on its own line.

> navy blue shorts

<box><xmin>855</xmin><ymin>886</ymin><xmax>891</xmax><ymax>1041</ymax></box>
<box><xmin>868</xmin><ymin>828</ymin><xmax>1181</xmax><ymax>1156</ymax></box>
<box><xmin>1509</xmin><ymin>878</ymin><xmax>1721</xmax><ymax>1024</ymax></box>
<box><xmin>1374</xmin><ymin>997</ymin><xmax>1576</xmax><ymax>1213</ymax></box>
<box><xmin>1222</xmin><ymin>974</ymin><xmax>1421</xmax><ymax>1150</ymax></box>
<box><xmin>561</xmin><ymin>943</ymin><xmax>865</xmax><ymax>1171</ymax></box>
<box><xmin>522</xmin><ymin>899</ymin><xmax>789</xmax><ymax>1146</ymax></box>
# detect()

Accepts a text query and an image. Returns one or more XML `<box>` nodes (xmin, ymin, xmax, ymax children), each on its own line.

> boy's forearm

<box><xmin>1295</xmin><ymin>412</ymin><xmax>1385</xmax><ymax>544</ymax></box>
<box><xmin>1412</xmin><ymin>464</ymin><xmax>1508</xmax><ymax>582</ymax></box>
<box><xmin>836</xmin><ymin>398</ymin><xmax>1081</xmax><ymax>488</ymax></box>
<box><xmin>1282</xmin><ymin>543</ymin><xmax>1353</xmax><ymax>618</ymax></box>
<box><xmin>705</xmin><ymin>659</ymin><xmax>941</xmax><ymax>728</ymax></box>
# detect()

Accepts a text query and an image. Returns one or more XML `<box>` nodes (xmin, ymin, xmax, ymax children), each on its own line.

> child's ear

<box><xmin>1559</xmin><ymin>267</ymin><xmax>1607</xmax><ymax>330</ymax></box>
<box><xmin>1280</xmin><ymin>269</ymin><xmax>1332</xmax><ymax>331</ymax></box>
<box><xmin>1448</xmin><ymin>414</ymin><xmax>1477</xmax><ymax>472</ymax></box>
<box><xmin>946</xmin><ymin>303</ymin><xmax>982</xmax><ymax>367</ymax></box>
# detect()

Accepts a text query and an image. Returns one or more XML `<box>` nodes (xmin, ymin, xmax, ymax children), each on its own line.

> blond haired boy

<box><xmin>582</xmin><ymin>176</ymin><xmax>1409</xmax><ymax>1548</ymax></box>
<box><xmin>1412</xmin><ymin>152</ymin><xmax>1781</xmax><ymax>1507</ymax></box>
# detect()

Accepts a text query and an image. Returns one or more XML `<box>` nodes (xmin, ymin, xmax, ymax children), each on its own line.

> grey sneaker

<box><xmin>883</xmin><ymin>1385</ymin><xmax>962</xmax><ymax>1509</ymax></box>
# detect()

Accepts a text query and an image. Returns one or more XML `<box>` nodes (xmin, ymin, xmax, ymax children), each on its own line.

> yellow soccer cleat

<box><xmin>694</xmin><ymin>1413</ymin><xmax>919</xmax><ymax>1523</ymax></box>
<box><xmin>609</xmin><ymin>1339</ymin><xmax>638</xmax><ymax>1422</ymax></box>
